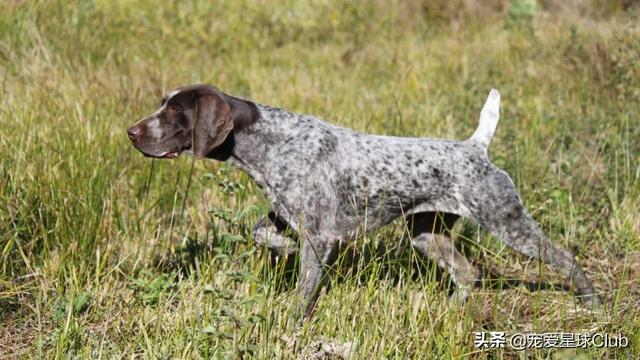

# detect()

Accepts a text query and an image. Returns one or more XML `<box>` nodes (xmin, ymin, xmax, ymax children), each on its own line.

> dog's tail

<box><xmin>469</xmin><ymin>89</ymin><xmax>500</xmax><ymax>150</ymax></box>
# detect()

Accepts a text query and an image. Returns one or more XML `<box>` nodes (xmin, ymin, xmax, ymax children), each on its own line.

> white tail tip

<box><xmin>470</xmin><ymin>89</ymin><xmax>501</xmax><ymax>149</ymax></box>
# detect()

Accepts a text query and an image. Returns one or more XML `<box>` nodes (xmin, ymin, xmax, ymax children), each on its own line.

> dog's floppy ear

<box><xmin>192</xmin><ymin>91</ymin><xmax>234</xmax><ymax>159</ymax></box>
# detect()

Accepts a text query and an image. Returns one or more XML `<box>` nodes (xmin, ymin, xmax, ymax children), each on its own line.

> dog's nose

<box><xmin>127</xmin><ymin>126</ymin><xmax>141</xmax><ymax>141</ymax></box>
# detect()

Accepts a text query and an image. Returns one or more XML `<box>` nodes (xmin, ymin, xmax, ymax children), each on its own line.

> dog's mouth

<box><xmin>156</xmin><ymin>144</ymin><xmax>192</xmax><ymax>159</ymax></box>
<box><xmin>160</xmin><ymin>150</ymin><xmax>181</xmax><ymax>159</ymax></box>
<box><xmin>134</xmin><ymin>143</ymin><xmax>191</xmax><ymax>159</ymax></box>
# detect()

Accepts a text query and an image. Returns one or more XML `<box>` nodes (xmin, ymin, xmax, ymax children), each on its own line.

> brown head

<box><xmin>127</xmin><ymin>84</ymin><xmax>257</xmax><ymax>159</ymax></box>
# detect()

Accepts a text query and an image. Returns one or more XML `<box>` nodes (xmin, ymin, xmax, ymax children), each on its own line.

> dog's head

<box><xmin>127</xmin><ymin>84</ymin><xmax>256</xmax><ymax>159</ymax></box>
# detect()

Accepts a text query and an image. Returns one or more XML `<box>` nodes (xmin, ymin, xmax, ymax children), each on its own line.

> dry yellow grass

<box><xmin>1</xmin><ymin>0</ymin><xmax>639</xmax><ymax>358</ymax></box>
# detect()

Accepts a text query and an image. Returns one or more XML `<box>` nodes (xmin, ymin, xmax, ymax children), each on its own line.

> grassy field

<box><xmin>1</xmin><ymin>0</ymin><xmax>639</xmax><ymax>358</ymax></box>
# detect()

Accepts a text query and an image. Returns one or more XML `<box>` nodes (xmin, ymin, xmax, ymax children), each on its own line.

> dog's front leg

<box><xmin>297</xmin><ymin>237</ymin><xmax>337</xmax><ymax>319</ymax></box>
<box><xmin>252</xmin><ymin>213</ymin><xmax>298</xmax><ymax>256</ymax></box>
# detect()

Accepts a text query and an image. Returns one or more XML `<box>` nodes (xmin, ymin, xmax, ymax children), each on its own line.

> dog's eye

<box><xmin>167</xmin><ymin>104</ymin><xmax>181</xmax><ymax>113</ymax></box>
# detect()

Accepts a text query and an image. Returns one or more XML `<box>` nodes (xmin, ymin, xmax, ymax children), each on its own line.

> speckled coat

<box><xmin>127</xmin><ymin>84</ymin><xmax>600</xmax><ymax>318</ymax></box>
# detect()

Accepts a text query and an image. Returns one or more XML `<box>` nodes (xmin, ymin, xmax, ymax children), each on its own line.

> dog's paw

<box><xmin>581</xmin><ymin>293</ymin><xmax>604</xmax><ymax>310</ymax></box>
<box><xmin>302</xmin><ymin>338</ymin><xmax>355</xmax><ymax>360</ymax></box>
<box><xmin>449</xmin><ymin>287</ymin><xmax>471</xmax><ymax>305</ymax></box>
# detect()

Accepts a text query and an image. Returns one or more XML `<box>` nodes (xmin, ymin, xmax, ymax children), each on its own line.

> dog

<box><xmin>127</xmin><ymin>84</ymin><xmax>599</xmax><ymax>318</ymax></box>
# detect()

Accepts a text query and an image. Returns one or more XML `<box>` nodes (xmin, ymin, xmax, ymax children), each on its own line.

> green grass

<box><xmin>1</xmin><ymin>0</ymin><xmax>639</xmax><ymax>358</ymax></box>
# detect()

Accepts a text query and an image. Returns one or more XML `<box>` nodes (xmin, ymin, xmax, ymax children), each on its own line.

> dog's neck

<box><xmin>208</xmin><ymin>102</ymin><xmax>302</xmax><ymax>189</ymax></box>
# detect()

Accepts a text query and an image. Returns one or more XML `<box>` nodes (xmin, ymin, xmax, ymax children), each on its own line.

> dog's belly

<box><xmin>332</xmin><ymin>173</ymin><xmax>449</xmax><ymax>232</ymax></box>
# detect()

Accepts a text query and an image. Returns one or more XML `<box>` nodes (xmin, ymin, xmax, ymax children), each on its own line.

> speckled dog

<box><xmin>127</xmin><ymin>84</ymin><xmax>599</xmax><ymax>317</ymax></box>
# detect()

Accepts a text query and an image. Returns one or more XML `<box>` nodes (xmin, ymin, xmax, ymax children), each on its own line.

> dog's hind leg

<box><xmin>406</xmin><ymin>212</ymin><xmax>480</xmax><ymax>302</ymax></box>
<box><xmin>469</xmin><ymin>169</ymin><xmax>600</xmax><ymax>305</ymax></box>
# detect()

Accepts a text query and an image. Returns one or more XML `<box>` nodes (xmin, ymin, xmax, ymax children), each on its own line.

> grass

<box><xmin>1</xmin><ymin>0</ymin><xmax>639</xmax><ymax>358</ymax></box>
